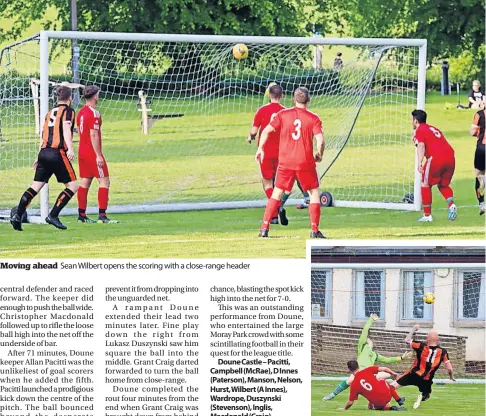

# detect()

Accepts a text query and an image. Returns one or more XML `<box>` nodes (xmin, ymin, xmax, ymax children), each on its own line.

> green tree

<box><xmin>323</xmin><ymin>0</ymin><xmax>485</xmax><ymax>61</ymax></box>
<box><xmin>0</xmin><ymin>0</ymin><xmax>320</xmax><ymax>42</ymax></box>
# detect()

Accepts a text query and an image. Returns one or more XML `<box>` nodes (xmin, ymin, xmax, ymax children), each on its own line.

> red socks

<box><xmin>309</xmin><ymin>203</ymin><xmax>321</xmax><ymax>232</ymax></box>
<box><xmin>264</xmin><ymin>188</ymin><xmax>273</xmax><ymax>199</ymax></box>
<box><xmin>77</xmin><ymin>186</ymin><xmax>88</xmax><ymax>215</ymax></box>
<box><xmin>98</xmin><ymin>187</ymin><xmax>109</xmax><ymax>213</ymax></box>
<box><xmin>261</xmin><ymin>198</ymin><xmax>280</xmax><ymax>230</ymax></box>
<box><xmin>390</xmin><ymin>386</ymin><xmax>400</xmax><ymax>401</ymax></box>
<box><xmin>438</xmin><ymin>185</ymin><xmax>454</xmax><ymax>206</ymax></box>
<box><xmin>421</xmin><ymin>186</ymin><xmax>432</xmax><ymax>216</ymax></box>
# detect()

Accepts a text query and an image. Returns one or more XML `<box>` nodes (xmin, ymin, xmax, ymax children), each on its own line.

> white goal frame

<box><xmin>35</xmin><ymin>31</ymin><xmax>426</xmax><ymax>218</ymax></box>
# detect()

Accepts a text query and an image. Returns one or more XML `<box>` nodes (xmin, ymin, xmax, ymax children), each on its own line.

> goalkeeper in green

<box><xmin>323</xmin><ymin>313</ymin><xmax>413</xmax><ymax>401</ymax></box>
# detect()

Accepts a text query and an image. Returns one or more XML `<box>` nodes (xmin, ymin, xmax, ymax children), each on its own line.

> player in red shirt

<box><xmin>256</xmin><ymin>87</ymin><xmax>325</xmax><ymax>238</ymax></box>
<box><xmin>248</xmin><ymin>84</ymin><xmax>288</xmax><ymax>225</ymax></box>
<box><xmin>412</xmin><ymin>109</ymin><xmax>457</xmax><ymax>222</ymax></box>
<box><xmin>76</xmin><ymin>86</ymin><xmax>118</xmax><ymax>223</ymax></box>
<box><xmin>344</xmin><ymin>361</ymin><xmax>406</xmax><ymax>411</ymax></box>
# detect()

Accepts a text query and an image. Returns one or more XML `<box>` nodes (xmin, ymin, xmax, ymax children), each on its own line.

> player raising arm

<box><xmin>470</xmin><ymin>109</ymin><xmax>485</xmax><ymax>215</ymax></box>
<box><xmin>256</xmin><ymin>87</ymin><xmax>325</xmax><ymax>238</ymax></box>
<box><xmin>10</xmin><ymin>86</ymin><xmax>78</xmax><ymax>231</ymax></box>
<box><xmin>412</xmin><ymin>109</ymin><xmax>457</xmax><ymax>222</ymax></box>
<box><xmin>391</xmin><ymin>324</ymin><xmax>455</xmax><ymax>410</ymax></box>
<box><xmin>248</xmin><ymin>84</ymin><xmax>288</xmax><ymax>225</ymax></box>
<box><xmin>323</xmin><ymin>313</ymin><xmax>411</xmax><ymax>401</ymax></box>
<box><xmin>77</xmin><ymin>86</ymin><xmax>119</xmax><ymax>224</ymax></box>
<box><xmin>344</xmin><ymin>361</ymin><xmax>406</xmax><ymax>411</ymax></box>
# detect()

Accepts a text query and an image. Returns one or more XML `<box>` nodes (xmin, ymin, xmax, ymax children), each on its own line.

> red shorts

<box><xmin>422</xmin><ymin>156</ymin><xmax>455</xmax><ymax>187</ymax></box>
<box><xmin>259</xmin><ymin>157</ymin><xmax>278</xmax><ymax>180</ymax></box>
<box><xmin>275</xmin><ymin>166</ymin><xmax>319</xmax><ymax>192</ymax></box>
<box><xmin>79</xmin><ymin>155</ymin><xmax>109</xmax><ymax>179</ymax></box>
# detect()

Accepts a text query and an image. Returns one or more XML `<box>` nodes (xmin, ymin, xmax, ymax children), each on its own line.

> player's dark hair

<box><xmin>269</xmin><ymin>84</ymin><xmax>283</xmax><ymax>100</ymax></box>
<box><xmin>337</xmin><ymin>52</ymin><xmax>342</xmax><ymax>57</ymax></box>
<box><xmin>412</xmin><ymin>109</ymin><xmax>427</xmax><ymax>124</ymax></box>
<box><xmin>347</xmin><ymin>360</ymin><xmax>359</xmax><ymax>372</ymax></box>
<box><xmin>84</xmin><ymin>85</ymin><xmax>100</xmax><ymax>100</ymax></box>
<box><xmin>294</xmin><ymin>87</ymin><xmax>310</xmax><ymax>104</ymax></box>
<box><xmin>56</xmin><ymin>86</ymin><xmax>72</xmax><ymax>102</ymax></box>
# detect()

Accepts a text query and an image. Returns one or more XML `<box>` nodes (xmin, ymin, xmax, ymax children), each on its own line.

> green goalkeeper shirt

<box><xmin>357</xmin><ymin>317</ymin><xmax>402</xmax><ymax>369</ymax></box>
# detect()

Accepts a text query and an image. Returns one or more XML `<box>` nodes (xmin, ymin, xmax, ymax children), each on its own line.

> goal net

<box><xmin>0</xmin><ymin>32</ymin><xmax>425</xmax><ymax>217</ymax></box>
<box><xmin>311</xmin><ymin>268</ymin><xmax>485</xmax><ymax>382</ymax></box>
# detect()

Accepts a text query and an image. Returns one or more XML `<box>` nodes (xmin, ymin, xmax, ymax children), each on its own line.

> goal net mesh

<box><xmin>311</xmin><ymin>269</ymin><xmax>485</xmax><ymax>379</ymax></box>
<box><xmin>0</xmin><ymin>35</ymin><xmax>419</xmax><ymax>213</ymax></box>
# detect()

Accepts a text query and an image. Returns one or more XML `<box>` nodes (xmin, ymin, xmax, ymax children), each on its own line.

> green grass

<box><xmin>0</xmin><ymin>92</ymin><xmax>484</xmax><ymax>258</ymax></box>
<box><xmin>312</xmin><ymin>380</ymin><xmax>485</xmax><ymax>415</ymax></box>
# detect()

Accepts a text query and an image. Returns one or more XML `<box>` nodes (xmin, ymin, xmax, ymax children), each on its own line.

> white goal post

<box><xmin>0</xmin><ymin>31</ymin><xmax>426</xmax><ymax>219</ymax></box>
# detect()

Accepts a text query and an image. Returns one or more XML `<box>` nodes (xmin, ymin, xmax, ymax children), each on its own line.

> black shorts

<box><xmin>474</xmin><ymin>144</ymin><xmax>485</xmax><ymax>171</ymax></box>
<box><xmin>396</xmin><ymin>371</ymin><xmax>433</xmax><ymax>395</ymax></box>
<box><xmin>34</xmin><ymin>148</ymin><xmax>77</xmax><ymax>184</ymax></box>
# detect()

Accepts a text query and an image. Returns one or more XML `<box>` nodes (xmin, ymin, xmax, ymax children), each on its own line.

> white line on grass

<box><xmin>0</xmin><ymin>235</ymin><xmax>302</xmax><ymax>255</ymax></box>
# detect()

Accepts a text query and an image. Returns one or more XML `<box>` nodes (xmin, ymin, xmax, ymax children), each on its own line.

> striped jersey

<box><xmin>41</xmin><ymin>104</ymin><xmax>75</xmax><ymax>150</ymax></box>
<box><xmin>472</xmin><ymin>110</ymin><xmax>486</xmax><ymax>145</ymax></box>
<box><xmin>408</xmin><ymin>340</ymin><xmax>449</xmax><ymax>380</ymax></box>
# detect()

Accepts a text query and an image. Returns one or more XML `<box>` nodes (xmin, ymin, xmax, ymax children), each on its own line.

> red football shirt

<box><xmin>349</xmin><ymin>366</ymin><xmax>391</xmax><ymax>406</ymax></box>
<box><xmin>413</xmin><ymin>123</ymin><xmax>454</xmax><ymax>160</ymax></box>
<box><xmin>77</xmin><ymin>105</ymin><xmax>103</xmax><ymax>158</ymax></box>
<box><xmin>270</xmin><ymin>107</ymin><xmax>323</xmax><ymax>170</ymax></box>
<box><xmin>253</xmin><ymin>102</ymin><xmax>285</xmax><ymax>159</ymax></box>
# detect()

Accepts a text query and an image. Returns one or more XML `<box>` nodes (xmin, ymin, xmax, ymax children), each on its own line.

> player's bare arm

<box><xmin>416</xmin><ymin>142</ymin><xmax>426</xmax><ymax>174</ymax></box>
<box><xmin>90</xmin><ymin>128</ymin><xmax>104</xmax><ymax>168</ymax></box>
<box><xmin>247</xmin><ymin>126</ymin><xmax>258</xmax><ymax>144</ymax></box>
<box><xmin>63</xmin><ymin>120</ymin><xmax>75</xmax><ymax>161</ymax></box>
<box><xmin>445</xmin><ymin>360</ymin><xmax>455</xmax><ymax>381</ymax></box>
<box><xmin>343</xmin><ymin>400</ymin><xmax>354</xmax><ymax>410</ymax></box>
<box><xmin>405</xmin><ymin>324</ymin><xmax>420</xmax><ymax>344</ymax></box>
<box><xmin>255</xmin><ymin>124</ymin><xmax>275</xmax><ymax>162</ymax></box>
<box><xmin>315</xmin><ymin>132</ymin><xmax>325</xmax><ymax>162</ymax></box>
<box><xmin>377</xmin><ymin>366</ymin><xmax>398</xmax><ymax>379</ymax></box>
<box><xmin>470</xmin><ymin>123</ymin><xmax>479</xmax><ymax>137</ymax></box>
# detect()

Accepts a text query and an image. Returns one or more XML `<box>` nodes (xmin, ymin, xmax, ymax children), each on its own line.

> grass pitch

<box><xmin>0</xmin><ymin>93</ymin><xmax>484</xmax><ymax>258</ymax></box>
<box><xmin>312</xmin><ymin>380</ymin><xmax>485</xmax><ymax>415</ymax></box>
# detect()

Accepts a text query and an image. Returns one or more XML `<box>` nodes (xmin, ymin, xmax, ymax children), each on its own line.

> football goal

<box><xmin>311</xmin><ymin>266</ymin><xmax>485</xmax><ymax>383</ymax></box>
<box><xmin>0</xmin><ymin>32</ymin><xmax>426</xmax><ymax>220</ymax></box>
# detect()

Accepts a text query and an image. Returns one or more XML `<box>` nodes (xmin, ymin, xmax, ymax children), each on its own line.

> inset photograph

<box><xmin>310</xmin><ymin>243</ymin><xmax>485</xmax><ymax>415</ymax></box>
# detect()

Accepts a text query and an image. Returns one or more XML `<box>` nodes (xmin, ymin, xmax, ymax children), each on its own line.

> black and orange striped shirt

<box><xmin>41</xmin><ymin>104</ymin><xmax>75</xmax><ymax>150</ymax></box>
<box><xmin>409</xmin><ymin>340</ymin><xmax>450</xmax><ymax>380</ymax></box>
<box><xmin>472</xmin><ymin>110</ymin><xmax>486</xmax><ymax>145</ymax></box>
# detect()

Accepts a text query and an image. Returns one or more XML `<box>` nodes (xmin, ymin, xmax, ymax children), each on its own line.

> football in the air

<box><xmin>423</xmin><ymin>292</ymin><xmax>435</xmax><ymax>304</ymax></box>
<box><xmin>233</xmin><ymin>43</ymin><xmax>249</xmax><ymax>60</ymax></box>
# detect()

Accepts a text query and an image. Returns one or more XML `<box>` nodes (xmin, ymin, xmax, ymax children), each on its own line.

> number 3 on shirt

<box><xmin>360</xmin><ymin>379</ymin><xmax>372</xmax><ymax>391</ymax></box>
<box><xmin>292</xmin><ymin>119</ymin><xmax>302</xmax><ymax>140</ymax></box>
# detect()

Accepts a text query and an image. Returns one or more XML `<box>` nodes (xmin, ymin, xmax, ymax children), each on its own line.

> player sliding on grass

<box><xmin>470</xmin><ymin>109</ymin><xmax>485</xmax><ymax>215</ymax></box>
<box><xmin>11</xmin><ymin>86</ymin><xmax>78</xmax><ymax>231</ymax></box>
<box><xmin>344</xmin><ymin>361</ymin><xmax>406</xmax><ymax>411</ymax></box>
<box><xmin>412</xmin><ymin>109</ymin><xmax>457</xmax><ymax>222</ymax></box>
<box><xmin>77</xmin><ymin>86</ymin><xmax>119</xmax><ymax>224</ymax></box>
<box><xmin>391</xmin><ymin>324</ymin><xmax>455</xmax><ymax>410</ymax></box>
<box><xmin>248</xmin><ymin>84</ymin><xmax>288</xmax><ymax>225</ymax></box>
<box><xmin>323</xmin><ymin>313</ymin><xmax>412</xmax><ymax>402</ymax></box>
<box><xmin>256</xmin><ymin>87</ymin><xmax>325</xmax><ymax>238</ymax></box>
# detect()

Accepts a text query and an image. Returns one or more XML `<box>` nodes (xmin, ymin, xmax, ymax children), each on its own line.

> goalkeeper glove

<box><xmin>399</xmin><ymin>351</ymin><xmax>414</xmax><ymax>361</ymax></box>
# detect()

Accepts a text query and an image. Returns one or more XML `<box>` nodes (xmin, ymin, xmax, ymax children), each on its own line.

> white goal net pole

<box><xmin>414</xmin><ymin>41</ymin><xmax>427</xmax><ymax>211</ymax></box>
<box><xmin>39</xmin><ymin>31</ymin><xmax>50</xmax><ymax>221</ymax></box>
